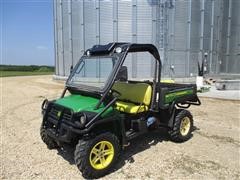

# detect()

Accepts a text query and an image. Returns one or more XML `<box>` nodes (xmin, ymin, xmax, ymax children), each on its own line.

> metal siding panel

<box><xmin>137</xmin><ymin>1</ymin><xmax>152</xmax><ymax>44</ymax></box>
<box><xmin>186</xmin><ymin>0</ymin><xmax>192</xmax><ymax>76</ymax></box>
<box><xmin>96</xmin><ymin>0</ymin><xmax>100</xmax><ymax>45</ymax></box>
<box><xmin>228</xmin><ymin>0</ymin><xmax>240</xmax><ymax>73</ymax></box>
<box><xmin>212</xmin><ymin>2</ymin><xmax>221</xmax><ymax>73</ymax></box>
<box><xmin>118</xmin><ymin>0</ymin><xmax>132</xmax><ymax>42</ymax></box>
<box><xmin>54</xmin><ymin>0</ymin><xmax>240</xmax><ymax>78</ymax></box>
<box><xmin>53</xmin><ymin>0</ymin><xmax>58</xmax><ymax>75</ymax></box>
<box><xmin>221</xmin><ymin>0</ymin><xmax>229</xmax><ymax>52</ymax></box>
<box><xmin>113</xmin><ymin>0</ymin><xmax>118</xmax><ymax>41</ymax></box>
<box><xmin>203</xmin><ymin>0</ymin><xmax>212</xmax><ymax>51</ymax></box>
<box><xmin>190</xmin><ymin>0</ymin><xmax>201</xmax><ymax>51</ymax></box>
<box><xmin>56</xmin><ymin>0</ymin><xmax>64</xmax><ymax>76</ymax></box>
<box><xmin>172</xmin><ymin>51</ymin><xmax>187</xmax><ymax>77</ymax></box>
<box><xmin>151</xmin><ymin>4</ymin><xmax>158</xmax><ymax>77</ymax></box>
<box><xmin>136</xmin><ymin>52</ymin><xmax>152</xmax><ymax>78</ymax></box>
<box><xmin>132</xmin><ymin>0</ymin><xmax>137</xmax><ymax>78</ymax></box>
<box><xmin>62</xmin><ymin>1</ymin><xmax>72</xmax><ymax>76</ymax></box>
<box><xmin>189</xmin><ymin>52</ymin><xmax>199</xmax><ymax>75</ymax></box>
<box><xmin>123</xmin><ymin>54</ymin><xmax>133</xmax><ymax>79</ymax></box>
<box><xmin>174</xmin><ymin>1</ymin><xmax>188</xmax><ymax>50</ymax></box>
<box><xmin>84</xmin><ymin>0</ymin><xmax>96</xmax><ymax>49</ymax></box>
<box><xmin>211</xmin><ymin>53</ymin><xmax>218</xmax><ymax>74</ymax></box>
<box><xmin>220</xmin><ymin>0</ymin><xmax>229</xmax><ymax>73</ymax></box>
<box><xmin>100</xmin><ymin>1</ymin><xmax>113</xmax><ymax>44</ymax></box>
<box><xmin>72</xmin><ymin>0</ymin><xmax>83</xmax><ymax>66</ymax></box>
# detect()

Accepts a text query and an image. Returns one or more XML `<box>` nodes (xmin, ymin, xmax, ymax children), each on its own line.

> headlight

<box><xmin>75</xmin><ymin>113</ymin><xmax>87</xmax><ymax>128</ymax></box>
<box><xmin>80</xmin><ymin>114</ymin><xmax>87</xmax><ymax>125</ymax></box>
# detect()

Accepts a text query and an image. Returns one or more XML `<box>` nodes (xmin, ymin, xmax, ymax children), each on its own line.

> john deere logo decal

<box><xmin>57</xmin><ymin>111</ymin><xmax>61</xmax><ymax>117</ymax></box>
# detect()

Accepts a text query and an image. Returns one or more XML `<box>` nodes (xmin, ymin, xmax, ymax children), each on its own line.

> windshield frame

<box><xmin>66</xmin><ymin>54</ymin><xmax>122</xmax><ymax>93</ymax></box>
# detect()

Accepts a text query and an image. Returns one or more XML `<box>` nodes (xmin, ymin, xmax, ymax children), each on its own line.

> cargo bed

<box><xmin>157</xmin><ymin>83</ymin><xmax>200</xmax><ymax>109</ymax></box>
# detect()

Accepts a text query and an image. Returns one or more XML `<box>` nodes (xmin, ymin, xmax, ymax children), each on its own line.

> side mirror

<box><xmin>116</xmin><ymin>66</ymin><xmax>128</xmax><ymax>81</ymax></box>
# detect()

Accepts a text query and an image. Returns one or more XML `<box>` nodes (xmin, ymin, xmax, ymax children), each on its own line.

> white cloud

<box><xmin>36</xmin><ymin>45</ymin><xmax>48</xmax><ymax>50</ymax></box>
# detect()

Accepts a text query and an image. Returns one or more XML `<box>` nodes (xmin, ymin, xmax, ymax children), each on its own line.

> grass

<box><xmin>0</xmin><ymin>71</ymin><xmax>54</xmax><ymax>77</ymax></box>
<box><xmin>0</xmin><ymin>65</ymin><xmax>54</xmax><ymax>77</ymax></box>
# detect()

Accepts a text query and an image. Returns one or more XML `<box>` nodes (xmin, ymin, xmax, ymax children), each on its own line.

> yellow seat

<box><xmin>115</xmin><ymin>101</ymin><xmax>149</xmax><ymax>113</ymax></box>
<box><xmin>112</xmin><ymin>82</ymin><xmax>152</xmax><ymax>114</ymax></box>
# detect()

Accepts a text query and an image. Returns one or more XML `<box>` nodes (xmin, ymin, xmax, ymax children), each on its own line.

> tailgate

<box><xmin>158</xmin><ymin>83</ymin><xmax>199</xmax><ymax>108</ymax></box>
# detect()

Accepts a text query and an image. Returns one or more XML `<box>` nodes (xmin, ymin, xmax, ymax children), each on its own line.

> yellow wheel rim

<box><xmin>180</xmin><ymin>117</ymin><xmax>191</xmax><ymax>136</ymax></box>
<box><xmin>89</xmin><ymin>141</ymin><xmax>114</xmax><ymax>170</ymax></box>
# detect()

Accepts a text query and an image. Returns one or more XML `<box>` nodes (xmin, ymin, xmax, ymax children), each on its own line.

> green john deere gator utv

<box><xmin>41</xmin><ymin>43</ymin><xmax>201</xmax><ymax>178</ymax></box>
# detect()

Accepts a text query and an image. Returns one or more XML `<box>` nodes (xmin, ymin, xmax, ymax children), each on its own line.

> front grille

<box><xmin>45</xmin><ymin>104</ymin><xmax>74</xmax><ymax>141</ymax></box>
<box><xmin>62</xmin><ymin>110</ymin><xmax>72</xmax><ymax>121</ymax></box>
<box><xmin>47</xmin><ymin>104</ymin><xmax>73</xmax><ymax>125</ymax></box>
<box><xmin>48</xmin><ymin>106</ymin><xmax>60</xmax><ymax>120</ymax></box>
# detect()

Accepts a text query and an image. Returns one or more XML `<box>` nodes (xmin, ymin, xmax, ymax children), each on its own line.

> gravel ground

<box><xmin>1</xmin><ymin>76</ymin><xmax>240</xmax><ymax>179</ymax></box>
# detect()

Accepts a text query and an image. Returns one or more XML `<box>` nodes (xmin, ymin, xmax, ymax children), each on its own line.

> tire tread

<box><xmin>40</xmin><ymin>125</ymin><xmax>59</xmax><ymax>149</ymax></box>
<box><xmin>74</xmin><ymin>132</ymin><xmax>120</xmax><ymax>178</ymax></box>
<box><xmin>169</xmin><ymin>109</ymin><xmax>193</xmax><ymax>142</ymax></box>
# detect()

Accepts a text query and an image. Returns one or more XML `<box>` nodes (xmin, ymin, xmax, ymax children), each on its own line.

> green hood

<box><xmin>55</xmin><ymin>94</ymin><xmax>112</xmax><ymax>115</ymax></box>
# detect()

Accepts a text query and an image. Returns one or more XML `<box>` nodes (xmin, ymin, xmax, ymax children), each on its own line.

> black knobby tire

<box><xmin>168</xmin><ymin>109</ymin><xmax>193</xmax><ymax>142</ymax></box>
<box><xmin>74</xmin><ymin>132</ymin><xmax>120</xmax><ymax>179</ymax></box>
<box><xmin>40</xmin><ymin>124</ymin><xmax>59</xmax><ymax>149</ymax></box>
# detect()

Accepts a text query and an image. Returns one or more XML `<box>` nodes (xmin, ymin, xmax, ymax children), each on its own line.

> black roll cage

<box><xmin>91</xmin><ymin>43</ymin><xmax>162</xmax><ymax>111</ymax></box>
<box><xmin>64</xmin><ymin>42</ymin><xmax>162</xmax><ymax>112</ymax></box>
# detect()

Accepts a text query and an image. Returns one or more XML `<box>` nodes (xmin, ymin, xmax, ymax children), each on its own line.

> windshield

<box><xmin>67</xmin><ymin>56</ymin><xmax>119</xmax><ymax>91</ymax></box>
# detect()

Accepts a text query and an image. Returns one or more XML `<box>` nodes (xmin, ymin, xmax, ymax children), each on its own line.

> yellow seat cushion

<box><xmin>115</xmin><ymin>101</ymin><xmax>149</xmax><ymax>114</ymax></box>
<box><xmin>112</xmin><ymin>82</ymin><xmax>152</xmax><ymax>114</ymax></box>
<box><xmin>113</xmin><ymin>82</ymin><xmax>152</xmax><ymax>105</ymax></box>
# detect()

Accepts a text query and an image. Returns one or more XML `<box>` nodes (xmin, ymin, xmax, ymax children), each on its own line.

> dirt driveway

<box><xmin>1</xmin><ymin>76</ymin><xmax>240</xmax><ymax>179</ymax></box>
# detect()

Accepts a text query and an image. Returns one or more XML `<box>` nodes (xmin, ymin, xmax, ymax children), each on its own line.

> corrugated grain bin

<box><xmin>53</xmin><ymin>0</ymin><xmax>240</xmax><ymax>79</ymax></box>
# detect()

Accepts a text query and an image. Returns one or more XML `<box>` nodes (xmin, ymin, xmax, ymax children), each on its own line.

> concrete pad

<box><xmin>198</xmin><ymin>85</ymin><xmax>240</xmax><ymax>100</ymax></box>
<box><xmin>215</xmin><ymin>79</ymin><xmax>240</xmax><ymax>90</ymax></box>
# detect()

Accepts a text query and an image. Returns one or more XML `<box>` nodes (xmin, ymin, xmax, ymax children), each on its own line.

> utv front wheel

<box><xmin>40</xmin><ymin>124</ymin><xmax>59</xmax><ymax>149</ymax></box>
<box><xmin>74</xmin><ymin>132</ymin><xmax>120</xmax><ymax>178</ymax></box>
<box><xmin>168</xmin><ymin>110</ymin><xmax>193</xmax><ymax>142</ymax></box>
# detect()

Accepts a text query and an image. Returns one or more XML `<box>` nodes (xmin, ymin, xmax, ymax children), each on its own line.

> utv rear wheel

<box><xmin>74</xmin><ymin>132</ymin><xmax>120</xmax><ymax>179</ymax></box>
<box><xmin>40</xmin><ymin>124</ymin><xmax>59</xmax><ymax>149</ymax></box>
<box><xmin>168</xmin><ymin>110</ymin><xmax>193</xmax><ymax>142</ymax></box>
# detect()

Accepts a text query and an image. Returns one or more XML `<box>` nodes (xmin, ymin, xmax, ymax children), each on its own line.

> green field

<box><xmin>0</xmin><ymin>71</ymin><xmax>54</xmax><ymax>77</ymax></box>
<box><xmin>0</xmin><ymin>65</ymin><xmax>54</xmax><ymax>77</ymax></box>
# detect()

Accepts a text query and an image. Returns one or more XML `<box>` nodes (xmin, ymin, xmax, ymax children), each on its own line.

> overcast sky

<box><xmin>1</xmin><ymin>0</ymin><xmax>54</xmax><ymax>66</ymax></box>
